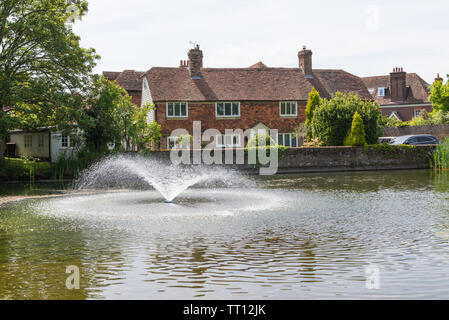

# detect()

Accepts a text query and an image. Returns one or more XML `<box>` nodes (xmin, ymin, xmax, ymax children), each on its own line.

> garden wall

<box><xmin>383</xmin><ymin>124</ymin><xmax>449</xmax><ymax>140</ymax></box>
<box><xmin>149</xmin><ymin>145</ymin><xmax>436</xmax><ymax>174</ymax></box>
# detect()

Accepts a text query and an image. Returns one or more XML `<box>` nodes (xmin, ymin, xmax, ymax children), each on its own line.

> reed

<box><xmin>431</xmin><ymin>138</ymin><xmax>449</xmax><ymax>170</ymax></box>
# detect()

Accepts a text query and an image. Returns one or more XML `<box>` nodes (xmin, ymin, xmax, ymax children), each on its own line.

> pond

<box><xmin>1</xmin><ymin>170</ymin><xmax>449</xmax><ymax>299</ymax></box>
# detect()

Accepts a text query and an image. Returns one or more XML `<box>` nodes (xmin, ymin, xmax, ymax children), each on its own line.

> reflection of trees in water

<box><xmin>260</xmin><ymin>170</ymin><xmax>436</xmax><ymax>193</ymax></box>
<box><xmin>0</xmin><ymin>203</ymin><xmax>129</xmax><ymax>300</ymax></box>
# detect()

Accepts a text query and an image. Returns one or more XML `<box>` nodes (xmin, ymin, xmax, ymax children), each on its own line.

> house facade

<box><xmin>105</xmin><ymin>46</ymin><xmax>372</xmax><ymax>149</ymax></box>
<box><xmin>362</xmin><ymin>68</ymin><xmax>436</xmax><ymax>121</ymax></box>
<box><xmin>5</xmin><ymin>128</ymin><xmax>74</xmax><ymax>162</ymax></box>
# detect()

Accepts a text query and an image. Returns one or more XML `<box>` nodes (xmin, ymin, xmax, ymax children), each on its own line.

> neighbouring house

<box><xmin>103</xmin><ymin>70</ymin><xmax>145</xmax><ymax>107</ymax></box>
<box><xmin>362</xmin><ymin>68</ymin><xmax>437</xmax><ymax>121</ymax></box>
<box><xmin>105</xmin><ymin>45</ymin><xmax>372</xmax><ymax>149</ymax></box>
<box><xmin>5</xmin><ymin>128</ymin><xmax>74</xmax><ymax>162</ymax></box>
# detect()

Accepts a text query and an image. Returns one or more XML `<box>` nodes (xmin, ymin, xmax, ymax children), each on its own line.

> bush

<box><xmin>344</xmin><ymin>111</ymin><xmax>366</xmax><ymax>146</ymax></box>
<box><xmin>247</xmin><ymin>134</ymin><xmax>276</xmax><ymax>147</ymax></box>
<box><xmin>305</xmin><ymin>88</ymin><xmax>321</xmax><ymax>141</ymax></box>
<box><xmin>311</xmin><ymin>92</ymin><xmax>381</xmax><ymax>146</ymax></box>
<box><xmin>177</xmin><ymin>134</ymin><xmax>193</xmax><ymax>148</ymax></box>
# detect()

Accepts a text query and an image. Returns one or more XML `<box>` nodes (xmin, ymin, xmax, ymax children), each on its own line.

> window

<box><xmin>38</xmin><ymin>134</ymin><xmax>44</xmax><ymax>148</ymax></box>
<box><xmin>167</xmin><ymin>102</ymin><xmax>188</xmax><ymax>118</ymax></box>
<box><xmin>368</xmin><ymin>88</ymin><xmax>375</xmax><ymax>95</ymax></box>
<box><xmin>216</xmin><ymin>102</ymin><xmax>240</xmax><ymax>117</ymax></box>
<box><xmin>278</xmin><ymin>133</ymin><xmax>297</xmax><ymax>147</ymax></box>
<box><xmin>24</xmin><ymin>135</ymin><xmax>32</xmax><ymax>148</ymax></box>
<box><xmin>417</xmin><ymin>136</ymin><xmax>436</xmax><ymax>144</ymax></box>
<box><xmin>280</xmin><ymin>102</ymin><xmax>297</xmax><ymax>116</ymax></box>
<box><xmin>216</xmin><ymin>134</ymin><xmax>241</xmax><ymax>148</ymax></box>
<box><xmin>414</xmin><ymin>109</ymin><xmax>424</xmax><ymax>118</ymax></box>
<box><xmin>167</xmin><ymin>136</ymin><xmax>190</xmax><ymax>149</ymax></box>
<box><xmin>167</xmin><ymin>136</ymin><xmax>179</xmax><ymax>149</ymax></box>
<box><xmin>378</xmin><ymin>87</ymin><xmax>386</xmax><ymax>97</ymax></box>
<box><xmin>61</xmin><ymin>135</ymin><xmax>70</xmax><ymax>148</ymax></box>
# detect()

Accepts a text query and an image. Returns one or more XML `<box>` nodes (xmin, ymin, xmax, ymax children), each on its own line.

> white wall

<box><xmin>50</xmin><ymin>132</ymin><xmax>74</xmax><ymax>163</ymax></box>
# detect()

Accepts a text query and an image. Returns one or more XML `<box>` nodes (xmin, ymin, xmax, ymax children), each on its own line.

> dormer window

<box><xmin>167</xmin><ymin>102</ymin><xmax>188</xmax><ymax>118</ymax></box>
<box><xmin>378</xmin><ymin>87</ymin><xmax>386</xmax><ymax>97</ymax></box>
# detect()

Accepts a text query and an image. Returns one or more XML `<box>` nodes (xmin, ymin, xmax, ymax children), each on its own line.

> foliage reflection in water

<box><xmin>1</xmin><ymin>170</ymin><xmax>449</xmax><ymax>299</ymax></box>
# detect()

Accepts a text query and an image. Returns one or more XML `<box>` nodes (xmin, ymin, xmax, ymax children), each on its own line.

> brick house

<box><xmin>104</xmin><ymin>46</ymin><xmax>371</xmax><ymax>149</ymax></box>
<box><xmin>362</xmin><ymin>68</ymin><xmax>438</xmax><ymax>121</ymax></box>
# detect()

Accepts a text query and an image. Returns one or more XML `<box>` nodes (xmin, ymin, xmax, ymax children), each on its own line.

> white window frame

<box><xmin>166</xmin><ymin>102</ymin><xmax>188</xmax><ymax>118</ymax></box>
<box><xmin>61</xmin><ymin>135</ymin><xmax>70</xmax><ymax>148</ymax></box>
<box><xmin>24</xmin><ymin>135</ymin><xmax>33</xmax><ymax>148</ymax></box>
<box><xmin>414</xmin><ymin>109</ymin><xmax>424</xmax><ymax>118</ymax></box>
<box><xmin>279</xmin><ymin>101</ymin><xmax>298</xmax><ymax>117</ymax></box>
<box><xmin>277</xmin><ymin>133</ymin><xmax>298</xmax><ymax>147</ymax></box>
<box><xmin>215</xmin><ymin>134</ymin><xmax>242</xmax><ymax>148</ymax></box>
<box><xmin>378</xmin><ymin>87</ymin><xmax>386</xmax><ymax>97</ymax></box>
<box><xmin>215</xmin><ymin>102</ymin><xmax>240</xmax><ymax>118</ymax></box>
<box><xmin>38</xmin><ymin>134</ymin><xmax>45</xmax><ymax>148</ymax></box>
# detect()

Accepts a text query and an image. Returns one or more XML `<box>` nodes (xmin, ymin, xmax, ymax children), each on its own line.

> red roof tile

<box><xmin>144</xmin><ymin>67</ymin><xmax>371</xmax><ymax>102</ymax></box>
<box><xmin>103</xmin><ymin>70</ymin><xmax>144</xmax><ymax>91</ymax></box>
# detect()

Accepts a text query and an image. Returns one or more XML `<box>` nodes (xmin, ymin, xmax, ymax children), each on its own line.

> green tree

<box><xmin>132</xmin><ymin>102</ymin><xmax>161</xmax><ymax>151</ymax></box>
<box><xmin>344</xmin><ymin>111</ymin><xmax>366</xmax><ymax>146</ymax></box>
<box><xmin>311</xmin><ymin>92</ymin><xmax>380</xmax><ymax>146</ymax></box>
<box><xmin>80</xmin><ymin>76</ymin><xmax>135</xmax><ymax>152</ymax></box>
<box><xmin>247</xmin><ymin>133</ymin><xmax>276</xmax><ymax>147</ymax></box>
<box><xmin>429</xmin><ymin>75</ymin><xmax>449</xmax><ymax>112</ymax></box>
<box><xmin>305</xmin><ymin>87</ymin><xmax>320</xmax><ymax>141</ymax></box>
<box><xmin>0</xmin><ymin>0</ymin><xmax>99</xmax><ymax>138</ymax></box>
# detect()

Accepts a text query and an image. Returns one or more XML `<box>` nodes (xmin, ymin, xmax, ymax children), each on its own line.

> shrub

<box><xmin>344</xmin><ymin>111</ymin><xmax>366</xmax><ymax>146</ymax></box>
<box><xmin>311</xmin><ymin>92</ymin><xmax>381</xmax><ymax>146</ymax></box>
<box><xmin>305</xmin><ymin>88</ymin><xmax>321</xmax><ymax>141</ymax></box>
<box><xmin>177</xmin><ymin>134</ymin><xmax>193</xmax><ymax>148</ymax></box>
<box><xmin>247</xmin><ymin>134</ymin><xmax>276</xmax><ymax>147</ymax></box>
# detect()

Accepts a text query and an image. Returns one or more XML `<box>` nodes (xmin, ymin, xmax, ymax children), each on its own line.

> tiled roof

<box><xmin>249</xmin><ymin>62</ymin><xmax>268</xmax><ymax>69</ymax></box>
<box><xmin>144</xmin><ymin>67</ymin><xmax>372</xmax><ymax>102</ymax></box>
<box><xmin>103</xmin><ymin>70</ymin><xmax>145</xmax><ymax>91</ymax></box>
<box><xmin>362</xmin><ymin>73</ymin><xmax>430</xmax><ymax>105</ymax></box>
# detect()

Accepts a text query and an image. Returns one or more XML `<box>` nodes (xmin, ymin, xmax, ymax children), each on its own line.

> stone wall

<box><xmin>383</xmin><ymin>124</ymin><xmax>449</xmax><ymax>140</ymax></box>
<box><xmin>148</xmin><ymin>145</ymin><xmax>435</xmax><ymax>174</ymax></box>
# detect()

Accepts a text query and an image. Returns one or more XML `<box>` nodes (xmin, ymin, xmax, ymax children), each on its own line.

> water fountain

<box><xmin>76</xmin><ymin>154</ymin><xmax>253</xmax><ymax>202</ymax></box>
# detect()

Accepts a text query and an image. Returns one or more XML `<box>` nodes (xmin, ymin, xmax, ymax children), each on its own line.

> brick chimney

<box><xmin>188</xmin><ymin>44</ymin><xmax>203</xmax><ymax>79</ymax></box>
<box><xmin>298</xmin><ymin>45</ymin><xmax>313</xmax><ymax>78</ymax></box>
<box><xmin>390</xmin><ymin>67</ymin><xmax>406</xmax><ymax>102</ymax></box>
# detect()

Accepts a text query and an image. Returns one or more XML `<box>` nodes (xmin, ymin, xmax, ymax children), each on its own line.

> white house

<box><xmin>5</xmin><ymin>128</ymin><xmax>75</xmax><ymax>162</ymax></box>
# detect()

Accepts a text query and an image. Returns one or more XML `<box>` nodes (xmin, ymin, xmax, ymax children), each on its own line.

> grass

<box><xmin>432</xmin><ymin>138</ymin><xmax>449</xmax><ymax>170</ymax></box>
<box><xmin>0</xmin><ymin>157</ymin><xmax>53</xmax><ymax>182</ymax></box>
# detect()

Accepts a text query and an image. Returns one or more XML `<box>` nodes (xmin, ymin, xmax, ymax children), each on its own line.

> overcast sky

<box><xmin>73</xmin><ymin>0</ymin><xmax>449</xmax><ymax>83</ymax></box>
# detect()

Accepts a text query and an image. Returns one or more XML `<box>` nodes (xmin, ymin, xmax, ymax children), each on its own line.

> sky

<box><xmin>73</xmin><ymin>0</ymin><xmax>449</xmax><ymax>83</ymax></box>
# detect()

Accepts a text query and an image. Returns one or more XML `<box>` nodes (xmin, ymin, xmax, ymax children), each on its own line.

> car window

<box><xmin>417</xmin><ymin>136</ymin><xmax>434</xmax><ymax>143</ymax></box>
<box><xmin>406</xmin><ymin>137</ymin><xmax>418</xmax><ymax>144</ymax></box>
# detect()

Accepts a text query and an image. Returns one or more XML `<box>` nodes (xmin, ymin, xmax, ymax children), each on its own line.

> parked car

<box><xmin>389</xmin><ymin>134</ymin><xmax>440</xmax><ymax>145</ymax></box>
